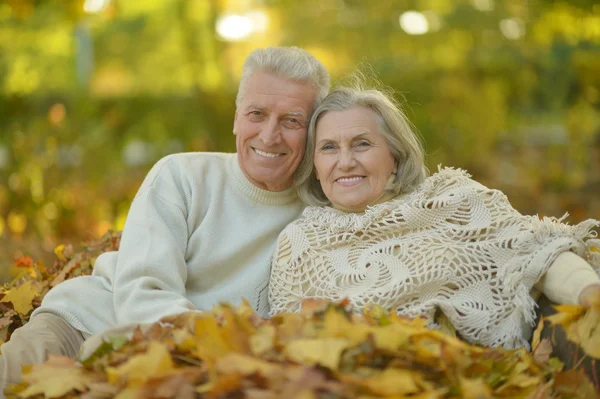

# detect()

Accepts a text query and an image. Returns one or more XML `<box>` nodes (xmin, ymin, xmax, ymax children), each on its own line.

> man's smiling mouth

<box><xmin>253</xmin><ymin>147</ymin><xmax>284</xmax><ymax>158</ymax></box>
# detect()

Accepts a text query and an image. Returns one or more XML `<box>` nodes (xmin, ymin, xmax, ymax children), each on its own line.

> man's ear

<box><xmin>233</xmin><ymin>111</ymin><xmax>238</xmax><ymax>135</ymax></box>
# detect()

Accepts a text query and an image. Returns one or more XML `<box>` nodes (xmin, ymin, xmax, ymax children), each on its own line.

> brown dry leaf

<box><xmin>107</xmin><ymin>341</ymin><xmax>175</xmax><ymax>387</ymax></box>
<box><xmin>1</xmin><ymin>282</ymin><xmax>38</xmax><ymax>315</ymax></box>
<box><xmin>18</xmin><ymin>356</ymin><xmax>100</xmax><ymax>398</ymax></box>
<box><xmin>532</xmin><ymin>338</ymin><xmax>553</xmax><ymax>364</ymax></box>
<box><xmin>553</xmin><ymin>369</ymin><xmax>599</xmax><ymax>398</ymax></box>
<box><xmin>0</xmin><ymin>309</ymin><xmax>17</xmax><ymax>329</ymax></box>
<box><xmin>50</xmin><ymin>256</ymin><xmax>84</xmax><ymax>287</ymax></box>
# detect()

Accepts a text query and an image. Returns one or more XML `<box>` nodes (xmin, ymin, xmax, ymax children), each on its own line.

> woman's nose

<box><xmin>338</xmin><ymin>149</ymin><xmax>356</xmax><ymax>170</ymax></box>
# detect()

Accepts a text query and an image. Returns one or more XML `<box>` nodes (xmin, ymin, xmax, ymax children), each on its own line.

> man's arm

<box><xmin>112</xmin><ymin>156</ymin><xmax>197</xmax><ymax>325</ymax></box>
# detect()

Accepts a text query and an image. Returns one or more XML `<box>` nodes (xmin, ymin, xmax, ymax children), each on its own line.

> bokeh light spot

<box><xmin>399</xmin><ymin>11</ymin><xmax>429</xmax><ymax>35</ymax></box>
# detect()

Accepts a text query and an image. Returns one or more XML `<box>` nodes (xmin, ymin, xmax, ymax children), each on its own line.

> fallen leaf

<box><xmin>1</xmin><ymin>282</ymin><xmax>38</xmax><ymax>315</ymax></box>
<box><xmin>53</xmin><ymin>244</ymin><xmax>67</xmax><ymax>261</ymax></box>
<box><xmin>532</xmin><ymin>338</ymin><xmax>553</xmax><ymax>364</ymax></box>
<box><xmin>107</xmin><ymin>341</ymin><xmax>175</xmax><ymax>387</ymax></box>
<box><xmin>14</xmin><ymin>256</ymin><xmax>33</xmax><ymax>268</ymax></box>
<box><xmin>356</xmin><ymin>368</ymin><xmax>421</xmax><ymax>396</ymax></box>
<box><xmin>18</xmin><ymin>356</ymin><xmax>100</xmax><ymax>398</ymax></box>
<box><xmin>284</xmin><ymin>338</ymin><xmax>349</xmax><ymax>370</ymax></box>
<box><xmin>531</xmin><ymin>317</ymin><xmax>544</xmax><ymax>350</ymax></box>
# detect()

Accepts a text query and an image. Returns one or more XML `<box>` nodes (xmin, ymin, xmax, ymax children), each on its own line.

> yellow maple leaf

<box><xmin>574</xmin><ymin>305</ymin><xmax>600</xmax><ymax>358</ymax></box>
<box><xmin>459</xmin><ymin>377</ymin><xmax>492</xmax><ymax>399</ymax></box>
<box><xmin>107</xmin><ymin>341</ymin><xmax>174</xmax><ymax>387</ymax></box>
<box><xmin>357</xmin><ymin>368</ymin><xmax>421</xmax><ymax>396</ymax></box>
<box><xmin>546</xmin><ymin>304</ymin><xmax>586</xmax><ymax>328</ymax></box>
<box><xmin>547</xmin><ymin>289</ymin><xmax>600</xmax><ymax>359</ymax></box>
<box><xmin>19</xmin><ymin>356</ymin><xmax>98</xmax><ymax>398</ymax></box>
<box><xmin>1</xmin><ymin>282</ymin><xmax>38</xmax><ymax>315</ymax></box>
<box><xmin>216</xmin><ymin>353</ymin><xmax>281</xmax><ymax>377</ymax></box>
<box><xmin>249</xmin><ymin>324</ymin><xmax>275</xmax><ymax>356</ymax></box>
<box><xmin>53</xmin><ymin>244</ymin><xmax>67</xmax><ymax>261</ymax></box>
<box><xmin>284</xmin><ymin>338</ymin><xmax>349</xmax><ymax>370</ymax></box>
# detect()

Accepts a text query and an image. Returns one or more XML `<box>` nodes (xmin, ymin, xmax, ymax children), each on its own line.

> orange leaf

<box><xmin>14</xmin><ymin>256</ymin><xmax>33</xmax><ymax>268</ymax></box>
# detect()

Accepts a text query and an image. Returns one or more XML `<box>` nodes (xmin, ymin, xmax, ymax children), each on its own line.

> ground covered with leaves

<box><xmin>0</xmin><ymin>232</ymin><xmax>599</xmax><ymax>398</ymax></box>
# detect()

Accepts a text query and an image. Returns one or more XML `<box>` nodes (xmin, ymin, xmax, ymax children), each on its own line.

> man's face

<box><xmin>234</xmin><ymin>71</ymin><xmax>317</xmax><ymax>191</ymax></box>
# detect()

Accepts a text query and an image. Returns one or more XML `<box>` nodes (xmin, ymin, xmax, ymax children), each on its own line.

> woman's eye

<box><xmin>320</xmin><ymin>144</ymin><xmax>335</xmax><ymax>151</ymax></box>
<box><xmin>356</xmin><ymin>141</ymin><xmax>371</xmax><ymax>148</ymax></box>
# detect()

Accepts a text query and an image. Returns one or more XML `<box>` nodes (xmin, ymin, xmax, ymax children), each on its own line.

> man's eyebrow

<box><xmin>285</xmin><ymin>111</ymin><xmax>306</xmax><ymax>117</ymax></box>
<box><xmin>245</xmin><ymin>104</ymin><xmax>266</xmax><ymax>111</ymax></box>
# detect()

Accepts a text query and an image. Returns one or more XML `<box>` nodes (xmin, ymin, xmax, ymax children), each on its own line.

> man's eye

<box><xmin>282</xmin><ymin>118</ymin><xmax>302</xmax><ymax>129</ymax></box>
<box><xmin>250</xmin><ymin>111</ymin><xmax>262</xmax><ymax>116</ymax></box>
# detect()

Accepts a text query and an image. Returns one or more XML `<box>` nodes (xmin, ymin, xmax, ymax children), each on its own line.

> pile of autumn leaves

<box><xmin>0</xmin><ymin>231</ymin><xmax>121</xmax><ymax>341</ymax></box>
<box><xmin>0</xmin><ymin>233</ymin><xmax>599</xmax><ymax>398</ymax></box>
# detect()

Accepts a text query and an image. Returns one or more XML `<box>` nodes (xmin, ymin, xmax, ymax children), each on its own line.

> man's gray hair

<box><xmin>296</xmin><ymin>81</ymin><xmax>429</xmax><ymax>206</ymax></box>
<box><xmin>236</xmin><ymin>47</ymin><xmax>330</xmax><ymax>108</ymax></box>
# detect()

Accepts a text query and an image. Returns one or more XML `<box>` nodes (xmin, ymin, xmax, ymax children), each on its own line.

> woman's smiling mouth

<box><xmin>335</xmin><ymin>176</ymin><xmax>365</xmax><ymax>187</ymax></box>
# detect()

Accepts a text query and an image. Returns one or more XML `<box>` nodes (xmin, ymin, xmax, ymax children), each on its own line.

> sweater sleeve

<box><xmin>113</xmin><ymin>156</ymin><xmax>197</xmax><ymax>325</ymax></box>
<box><xmin>537</xmin><ymin>251</ymin><xmax>600</xmax><ymax>305</ymax></box>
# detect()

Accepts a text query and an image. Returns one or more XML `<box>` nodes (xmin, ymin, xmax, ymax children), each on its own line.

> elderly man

<box><xmin>0</xmin><ymin>46</ymin><xmax>330</xmax><ymax>388</ymax></box>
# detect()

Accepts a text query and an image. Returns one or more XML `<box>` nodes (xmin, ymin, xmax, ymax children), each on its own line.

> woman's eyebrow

<box><xmin>317</xmin><ymin>132</ymin><xmax>371</xmax><ymax>145</ymax></box>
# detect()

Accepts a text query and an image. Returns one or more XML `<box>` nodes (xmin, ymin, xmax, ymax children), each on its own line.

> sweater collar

<box><xmin>229</xmin><ymin>154</ymin><xmax>300</xmax><ymax>205</ymax></box>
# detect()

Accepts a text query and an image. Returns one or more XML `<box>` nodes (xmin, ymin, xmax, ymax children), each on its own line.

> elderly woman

<box><xmin>268</xmin><ymin>83</ymin><xmax>600</xmax><ymax>350</ymax></box>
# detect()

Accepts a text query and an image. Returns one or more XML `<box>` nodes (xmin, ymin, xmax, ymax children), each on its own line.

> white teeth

<box><xmin>254</xmin><ymin>148</ymin><xmax>283</xmax><ymax>158</ymax></box>
<box><xmin>337</xmin><ymin>176</ymin><xmax>364</xmax><ymax>183</ymax></box>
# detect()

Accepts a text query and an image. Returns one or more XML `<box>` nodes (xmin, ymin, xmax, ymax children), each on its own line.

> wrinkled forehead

<box><xmin>240</xmin><ymin>71</ymin><xmax>318</xmax><ymax>107</ymax></box>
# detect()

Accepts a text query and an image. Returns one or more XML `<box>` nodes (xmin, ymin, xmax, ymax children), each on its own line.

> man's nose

<box><xmin>338</xmin><ymin>149</ymin><xmax>356</xmax><ymax>170</ymax></box>
<box><xmin>259</xmin><ymin>118</ymin><xmax>281</xmax><ymax>146</ymax></box>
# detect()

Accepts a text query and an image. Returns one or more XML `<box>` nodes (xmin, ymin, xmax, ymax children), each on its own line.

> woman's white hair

<box><xmin>236</xmin><ymin>47</ymin><xmax>330</xmax><ymax>108</ymax></box>
<box><xmin>296</xmin><ymin>78</ymin><xmax>429</xmax><ymax>206</ymax></box>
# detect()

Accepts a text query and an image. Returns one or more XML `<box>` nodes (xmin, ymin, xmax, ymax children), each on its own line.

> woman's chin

<box><xmin>331</xmin><ymin>200</ymin><xmax>369</xmax><ymax>213</ymax></box>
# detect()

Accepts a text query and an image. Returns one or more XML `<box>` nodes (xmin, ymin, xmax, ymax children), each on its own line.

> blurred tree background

<box><xmin>1</xmin><ymin>0</ymin><xmax>599</xmax><ymax>281</ymax></box>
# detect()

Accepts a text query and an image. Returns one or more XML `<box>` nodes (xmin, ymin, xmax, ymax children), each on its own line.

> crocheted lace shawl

<box><xmin>268</xmin><ymin>167</ymin><xmax>600</xmax><ymax>349</ymax></box>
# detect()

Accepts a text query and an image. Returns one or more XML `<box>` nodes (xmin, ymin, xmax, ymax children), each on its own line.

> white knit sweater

<box><xmin>268</xmin><ymin>167</ymin><xmax>600</xmax><ymax>349</ymax></box>
<box><xmin>34</xmin><ymin>153</ymin><xmax>305</xmax><ymax>334</ymax></box>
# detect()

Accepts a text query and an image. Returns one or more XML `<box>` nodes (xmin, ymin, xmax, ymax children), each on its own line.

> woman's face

<box><xmin>313</xmin><ymin>107</ymin><xmax>397</xmax><ymax>212</ymax></box>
